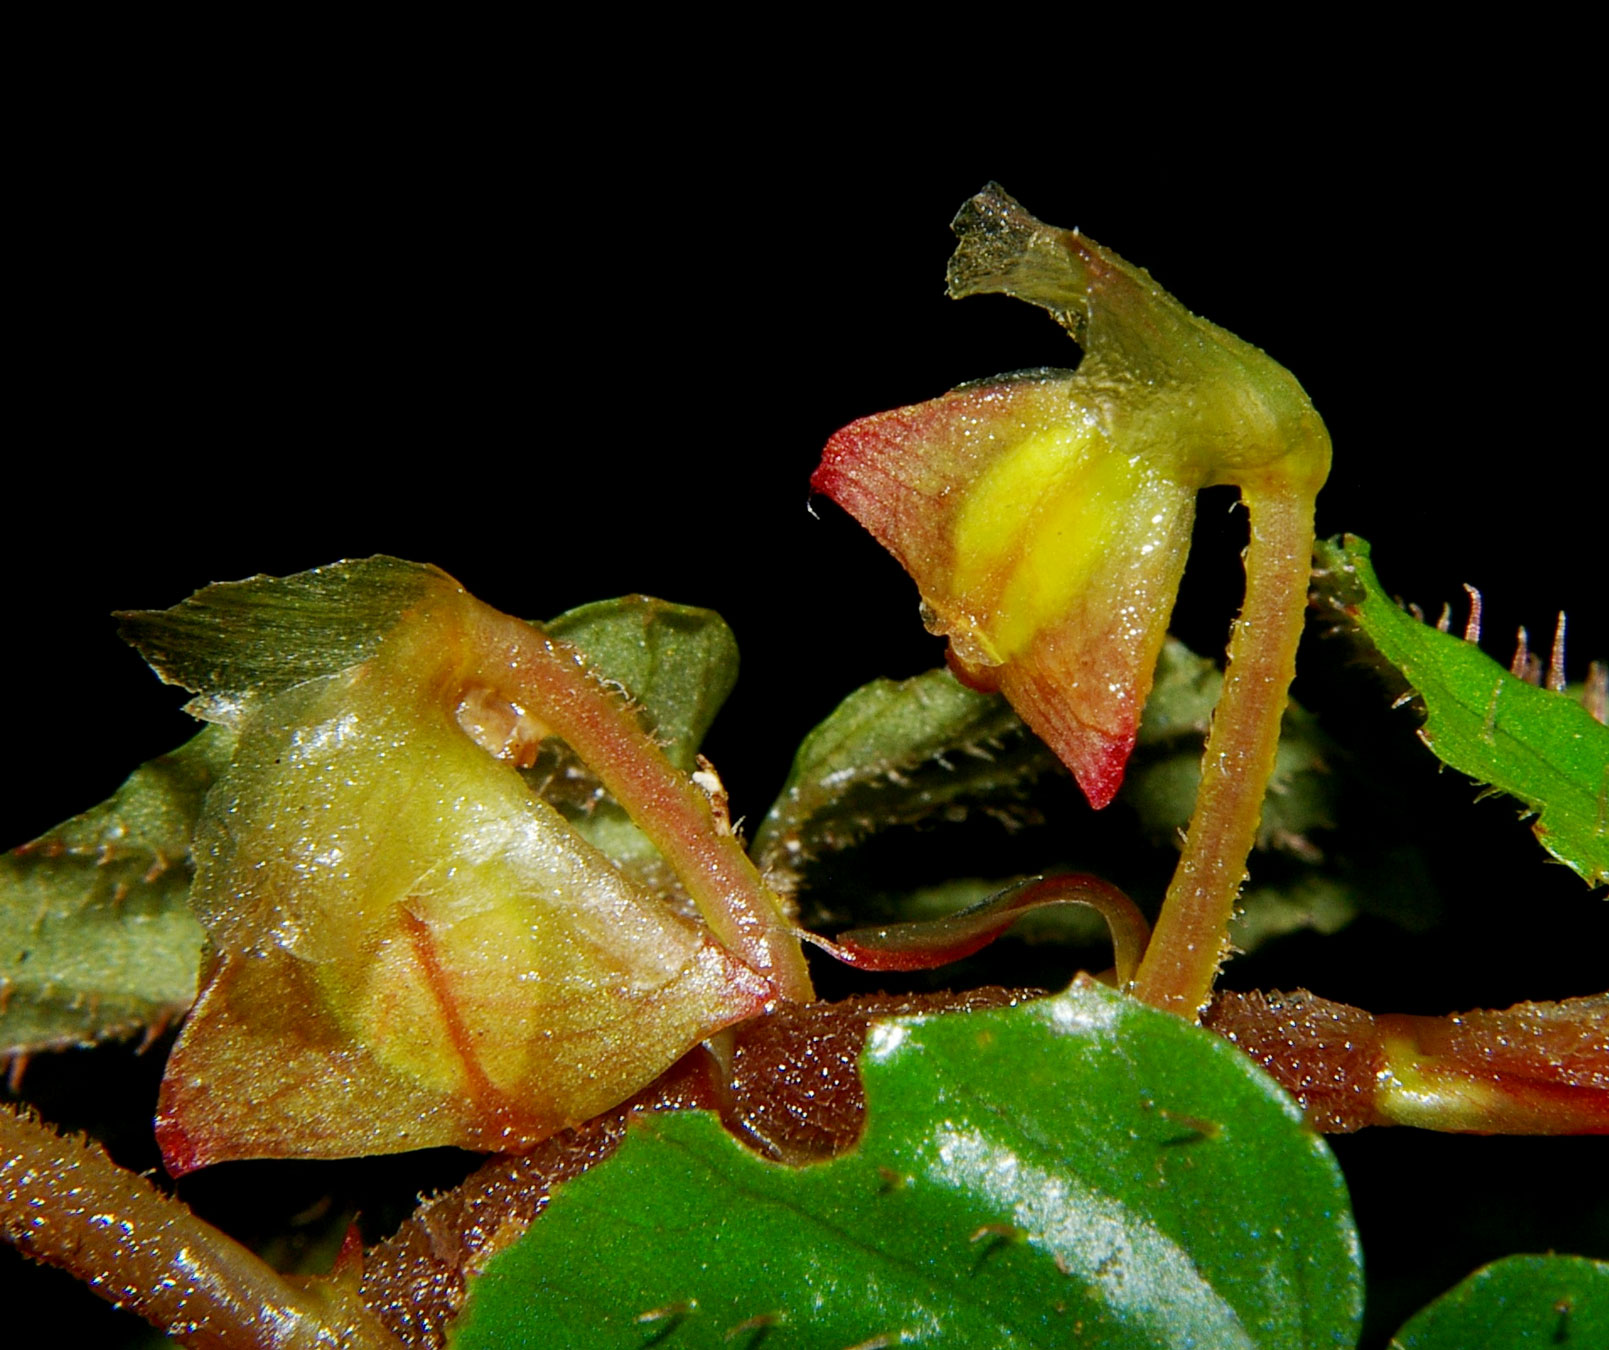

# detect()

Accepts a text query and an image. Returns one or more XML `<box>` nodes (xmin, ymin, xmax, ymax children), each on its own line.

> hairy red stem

<box><xmin>1134</xmin><ymin>488</ymin><xmax>1316</xmax><ymax>1016</ymax></box>
<box><xmin>0</xmin><ymin>1104</ymin><xmax>400</xmax><ymax>1348</ymax></box>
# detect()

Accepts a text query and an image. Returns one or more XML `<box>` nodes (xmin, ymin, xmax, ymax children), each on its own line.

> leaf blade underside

<box><xmin>0</xmin><ymin>726</ymin><xmax>231</xmax><ymax>1060</ymax></box>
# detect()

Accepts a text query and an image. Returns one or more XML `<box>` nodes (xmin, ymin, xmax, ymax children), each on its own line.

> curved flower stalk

<box><xmin>814</xmin><ymin>185</ymin><xmax>1331</xmax><ymax>1017</ymax></box>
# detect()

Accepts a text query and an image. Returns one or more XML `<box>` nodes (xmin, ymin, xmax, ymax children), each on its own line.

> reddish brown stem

<box><xmin>1205</xmin><ymin>988</ymin><xmax>1609</xmax><ymax>1134</ymax></box>
<box><xmin>0</xmin><ymin>1104</ymin><xmax>400</xmax><ymax>1348</ymax></box>
<box><xmin>1133</xmin><ymin>487</ymin><xmax>1316</xmax><ymax>1017</ymax></box>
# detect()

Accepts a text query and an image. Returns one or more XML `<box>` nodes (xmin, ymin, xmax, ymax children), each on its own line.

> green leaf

<box><xmin>0</xmin><ymin>726</ymin><xmax>231</xmax><ymax>1058</ymax></box>
<box><xmin>751</xmin><ymin>667</ymin><xmax>1056</xmax><ymax>893</ymax></box>
<box><xmin>1231</xmin><ymin>855</ymin><xmax>1441</xmax><ymax>952</ymax></box>
<box><xmin>762</xmin><ymin>641</ymin><xmax>1422</xmax><ymax>954</ymax></box>
<box><xmin>1133</xmin><ymin>641</ymin><xmax>1445</xmax><ymax>945</ymax></box>
<box><xmin>527</xmin><ymin>596</ymin><xmax>739</xmax><ymax>889</ymax></box>
<box><xmin>449</xmin><ymin>979</ymin><xmax>1363</xmax><ymax>1349</ymax></box>
<box><xmin>1127</xmin><ymin>640</ymin><xmax>1340</xmax><ymax>858</ymax></box>
<box><xmin>1389</xmin><ymin>1253</ymin><xmax>1609</xmax><ymax>1349</ymax></box>
<box><xmin>545</xmin><ymin>595</ymin><xmax>738</xmax><ymax>774</ymax></box>
<box><xmin>1316</xmin><ymin>534</ymin><xmax>1609</xmax><ymax>887</ymax></box>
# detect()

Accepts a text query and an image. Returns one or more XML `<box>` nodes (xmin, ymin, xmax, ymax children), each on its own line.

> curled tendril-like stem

<box><xmin>801</xmin><ymin>872</ymin><xmax>1152</xmax><ymax>986</ymax></box>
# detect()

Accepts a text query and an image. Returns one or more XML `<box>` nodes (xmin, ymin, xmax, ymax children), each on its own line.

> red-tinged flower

<box><xmin>815</xmin><ymin>185</ymin><xmax>1330</xmax><ymax>815</ymax></box>
<box><xmin>120</xmin><ymin>559</ymin><xmax>808</xmax><ymax>1172</ymax></box>
<box><xmin>817</xmin><ymin>373</ymin><xmax>1195</xmax><ymax>808</ymax></box>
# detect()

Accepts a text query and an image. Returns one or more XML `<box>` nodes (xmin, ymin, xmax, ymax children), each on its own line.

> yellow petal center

<box><xmin>953</xmin><ymin>416</ymin><xmax>1147</xmax><ymax>663</ymax></box>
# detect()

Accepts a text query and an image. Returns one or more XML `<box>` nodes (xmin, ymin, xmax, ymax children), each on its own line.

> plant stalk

<box><xmin>0</xmin><ymin>1104</ymin><xmax>400</xmax><ymax>1349</ymax></box>
<box><xmin>473</xmin><ymin>605</ymin><xmax>816</xmax><ymax>1004</ymax></box>
<box><xmin>1132</xmin><ymin>487</ymin><xmax>1316</xmax><ymax>1017</ymax></box>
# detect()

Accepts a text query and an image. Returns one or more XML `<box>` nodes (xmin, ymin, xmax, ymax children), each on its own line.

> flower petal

<box><xmin>815</xmin><ymin>186</ymin><xmax>1331</xmax><ymax>808</ymax></box>
<box><xmin>815</xmin><ymin>373</ymin><xmax>1194</xmax><ymax>807</ymax></box>
<box><xmin>136</xmin><ymin>563</ymin><xmax>774</xmax><ymax>1172</ymax></box>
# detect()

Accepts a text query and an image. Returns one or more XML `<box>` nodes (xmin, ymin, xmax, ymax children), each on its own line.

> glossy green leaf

<box><xmin>752</xmin><ymin>666</ymin><xmax>1054</xmax><ymax>894</ymax></box>
<box><xmin>1317</xmin><ymin>535</ymin><xmax>1609</xmax><ymax>886</ymax></box>
<box><xmin>1389</xmin><ymin>1253</ymin><xmax>1609</xmax><ymax>1348</ymax></box>
<box><xmin>0</xmin><ymin>726</ymin><xmax>230</xmax><ymax>1058</ymax></box>
<box><xmin>450</xmin><ymin>978</ymin><xmax>1363</xmax><ymax>1349</ymax></box>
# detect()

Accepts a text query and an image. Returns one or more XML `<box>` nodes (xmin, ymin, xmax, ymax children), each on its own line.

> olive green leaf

<box><xmin>1129</xmin><ymin>640</ymin><xmax>1443</xmax><ymax>945</ymax></box>
<box><xmin>526</xmin><ymin>596</ymin><xmax>739</xmax><ymax>891</ymax></box>
<box><xmin>4</xmin><ymin>560</ymin><xmax>438</xmax><ymax>1065</ymax></box>
<box><xmin>1316</xmin><ymin>534</ymin><xmax>1609</xmax><ymax>887</ymax></box>
<box><xmin>751</xmin><ymin>642</ymin><xmax>1318</xmax><ymax>904</ymax></box>
<box><xmin>1231</xmin><ymin>855</ymin><xmax>1441</xmax><ymax>952</ymax></box>
<box><xmin>545</xmin><ymin>595</ymin><xmax>738</xmax><ymax>774</ymax></box>
<box><xmin>759</xmin><ymin>640</ymin><xmax>1428</xmax><ymax>952</ymax></box>
<box><xmin>751</xmin><ymin>666</ymin><xmax>1055</xmax><ymax>895</ymax></box>
<box><xmin>1389</xmin><ymin>1253</ymin><xmax>1608</xmax><ymax>1349</ymax></box>
<box><xmin>0</xmin><ymin>726</ymin><xmax>231</xmax><ymax>1059</ymax></box>
<box><xmin>1125</xmin><ymin>639</ymin><xmax>1340</xmax><ymax>857</ymax></box>
<box><xmin>449</xmin><ymin>978</ymin><xmax>1363</xmax><ymax>1349</ymax></box>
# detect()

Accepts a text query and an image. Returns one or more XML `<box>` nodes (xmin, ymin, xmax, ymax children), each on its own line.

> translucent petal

<box><xmin>816</xmin><ymin>373</ymin><xmax>1194</xmax><ymax>807</ymax></box>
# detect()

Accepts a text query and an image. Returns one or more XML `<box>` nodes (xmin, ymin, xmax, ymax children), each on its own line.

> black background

<box><xmin>11</xmin><ymin>100</ymin><xmax>1605</xmax><ymax>850</ymax></box>
<box><xmin>8</xmin><ymin>69</ymin><xmax>1606</xmax><ymax>1346</ymax></box>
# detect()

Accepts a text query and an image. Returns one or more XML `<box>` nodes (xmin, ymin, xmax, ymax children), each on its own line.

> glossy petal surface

<box><xmin>127</xmin><ymin>561</ymin><xmax>770</xmax><ymax>1171</ymax></box>
<box><xmin>814</xmin><ymin>185</ymin><xmax>1329</xmax><ymax>807</ymax></box>
<box><xmin>817</xmin><ymin>374</ymin><xmax>1195</xmax><ymax>807</ymax></box>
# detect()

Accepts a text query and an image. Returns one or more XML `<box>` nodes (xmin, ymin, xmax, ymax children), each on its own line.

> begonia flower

<box><xmin>816</xmin><ymin>185</ymin><xmax>1332</xmax><ymax>1015</ymax></box>
<box><xmin>815</xmin><ymin>183</ymin><xmax>1329</xmax><ymax>810</ymax></box>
